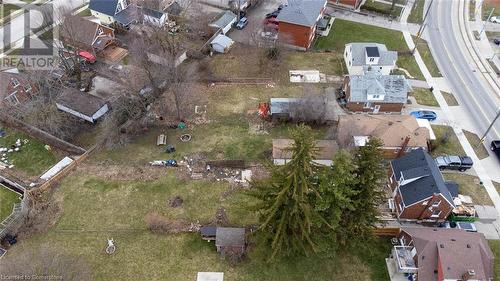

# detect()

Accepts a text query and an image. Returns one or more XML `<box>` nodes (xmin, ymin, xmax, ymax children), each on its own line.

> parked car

<box><xmin>491</xmin><ymin>140</ymin><xmax>500</xmax><ymax>158</ymax></box>
<box><xmin>435</xmin><ymin>155</ymin><xmax>473</xmax><ymax>172</ymax></box>
<box><xmin>410</xmin><ymin>110</ymin><xmax>437</xmax><ymax>121</ymax></box>
<box><xmin>78</xmin><ymin>50</ymin><xmax>96</xmax><ymax>64</ymax></box>
<box><xmin>491</xmin><ymin>16</ymin><xmax>500</xmax><ymax>23</ymax></box>
<box><xmin>440</xmin><ymin>221</ymin><xmax>477</xmax><ymax>232</ymax></box>
<box><xmin>235</xmin><ymin>17</ymin><xmax>248</xmax><ymax>30</ymax></box>
<box><xmin>494</xmin><ymin>38</ymin><xmax>500</xmax><ymax>45</ymax></box>
<box><xmin>265</xmin><ymin>10</ymin><xmax>279</xmax><ymax>18</ymax></box>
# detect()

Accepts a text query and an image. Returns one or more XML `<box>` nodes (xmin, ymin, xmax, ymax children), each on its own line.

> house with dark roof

<box><xmin>61</xmin><ymin>16</ymin><xmax>116</xmax><ymax>56</ymax></box>
<box><xmin>344</xmin><ymin>43</ymin><xmax>398</xmax><ymax>75</ymax></box>
<box><xmin>341</xmin><ymin>69</ymin><xmax>411</xmax><ymax>113</ymax></box>
<box><xmin>56</xmin><ymin>89</ymin><xmax>109</xmax><ymax>123</ymax></box>
<box><xmin>215</xmin><ymin>227</ymin><xmax>246</xmax><ymax>257</ymax></box>
<box><xmin>389</xmin><ymin>148</ymin><xmax>455</xmax><ymax>222</ymax></box>
<box><xmin>89</xmin><ymin>0</ymin><xmax>138</xmax><ymax>27</ymax></box>
<box><xmin>0</xmin><ymin>69</ymin><xmax>39</xmax><ymax>106</ymax></box>
<box><xmin>387</xmin><ymin>227</ymin><xmax>494</xmax><ymax>281</ymax></box>
<box><xmin>209</xmin><ymin>10</ymin><xmax>237</xmax><ymax>35</ymax></box>
<box><xmin>276</xmin><ymin>0</ymin><xmax>327</xmax><ymax>50</ymax></box>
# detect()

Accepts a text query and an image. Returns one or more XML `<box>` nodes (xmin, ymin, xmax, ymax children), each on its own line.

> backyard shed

<box><xmin>210</xmin><ymin>34</ymin><xmax>234</xmax><ymax>53</ymax></box>
<box><xmin>197</xmin><ymin>272</ymin><xmax>224</xmax><ymax>281</ymax></box>
<box><xmin>215</xmin><ymin>227</ymin><xmax>246</xmax><ymax>256</ymax></box>
<box><xmin>209</xmin><ymin>10</ymin><xmax>237</xmax><ymax>34</ymax></box>
<box><xmin>200</xmin><ymin>226</ymin><xmax>217</xmax><ymax>241</ymax></box>
<box><xmin>56</xmin><ymin>89</ymin><xmax>109</xmax><ymax>123</ymax></box>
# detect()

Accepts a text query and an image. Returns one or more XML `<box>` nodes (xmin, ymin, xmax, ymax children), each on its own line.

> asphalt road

<box><xmin>0</xmin><ymin>0</ymin><xmax>87</xmax><ymax>51</ymax></box>
<box><xmin>426</xmin><ymin>0</ymin><xmax>500</xmax><ymax>145</ymax></box>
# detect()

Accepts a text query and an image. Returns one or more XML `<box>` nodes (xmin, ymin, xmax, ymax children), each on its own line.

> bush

<box><xmin>266</xmin><ymin>47</ymin><xmax>281</xmax><ymax>61</ymax></box>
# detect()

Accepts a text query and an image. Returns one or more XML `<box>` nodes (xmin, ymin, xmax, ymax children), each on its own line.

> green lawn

<box><xmin>361</xmin><ymin>0</ymin><xmax>403</xmax><ymax>18</ymax></box>
<box><xmin>77</xmin><ymin>8</ymin><xmax>92</xmax><ymax>17</ymax></box>
<box><xmin>482</xmin><ymin>1</ymin><xmax>500</xmax><ymax>20</ymax></box>
<box><xmin>413</xmin><ymin>36</ymin><xmax>441</xmax><ymax>77</ymax></box>
<box><xmin>441</xmin><ymin>91</ymin><xmax>459</xmax><ymax>106</ymax></box>
<box><xmin>443</xmin><ymin>173</ymin><xmax>493</xmax><ymax>205</ymax></box>
<box><xmin>489</xmin><ymin>240</ymin><xmax>500</xmax><ymax>281</ymax></box>
<box><xmin>463</xmin><ymin>130</ymin><xmax>489</xmax><ymax>160</ymax></box>
<box><xmin>315</xmin><ymin>19</ymin><xmax>424</xmax><ymax>80</ymax></box>
<box><xmin>407</xmin><ymin>0</ymin><xmax>425</xmax><ymax>24</ymax></box>
<box><xmin>0</xmin><ymin>185</ymin><xmax>21</xmax><ymax>222</ymax></box>
<box><xmin>1</xmin><ymin>4</ymin><xmax>21</xmax><ymax>17</ymax></box>
<box><xmin>410</xmin><ymin>87</ymin><xmax>438</xmax><ymax>106</ymax></box>
<box><xmin>0</xmin><ymin>128</ymin><xmax>57</xmax><ymax>176</ymax></box>
<box><xmin>430</xmin><ymin>125</ymin><xmax>466</xmax><ymax>157</ymax></box>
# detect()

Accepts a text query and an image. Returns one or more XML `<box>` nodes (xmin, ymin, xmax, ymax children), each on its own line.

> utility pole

<box><xmin>412</xmin><ymin>0</ymin><xmax>434</xmax><ymax>54</ymax></box>
<box><xmin>480</xmin><ymin>107</ymin><xmax>500</xmax><ymax>143</ymax></box>
<box><xmin>479</xmin><ymin>8</ymin><xmax>494</xmax><ymax>38</ymax></box>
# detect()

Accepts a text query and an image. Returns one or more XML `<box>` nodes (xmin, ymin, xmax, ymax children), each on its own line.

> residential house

<box><xmin>273</xmin><ymin>139</ymin><xmax>338</xmax><ymax>165</ymax></box>
<box><xmin>389</xmin><ymin>148</ymin><xmax>455</xmax><ymax>222</ymax></box>
<box><xmin>331</xmin><ymin>0</ymin><xmax>362</xmax><ymax>9</ymax></box>
<box><xmin>388</xmin><ymin>227</ymin><xmax>494</xmax><ymax>281</ymax></box>
<box><xmin>341</xmin><ymin>70</ymin><xmax>412</xmax><ymax>113</ymax></box>
<box><xmin>56</xmin><ymin>89</ymin><xmax>109</xmax><ymax>123</ymax></box>
<box><xmin>276</xmin><ymin>0</ymin><xmax>327</xmax><ymax>50</ymax></box>
<box><xmin>61</xmin><ymin>16</ymin><xmax>116</xmax><ymax>56</ymax></box>
<box><xmin>337</xmin><ymin>115</ymin><xmax>433</xmax><ymax>158</ymax></box>
<box><xmin>344</xmin><ymin>43</ymin><xmax>398</xmax><ymax>75</ymax></box>
<box><xmin>210</xmin><ymin>34</ymin><xmax>234</xmax><ymax>53</ymax></box>
<box><xmin>215</xmin><ymin>227</ymin><xmax>246</xmax><ymax>257</ymax></box>
<box><xmin>89</xmin><ymin>0</ymin><xmax>138</xmax><ymax>27</ymax></box>
<box><xmin>0</xmin><ymin>70</ymin><xmax>38</xmax><ymax>105</ymax></box>
<box><xmin>209</xmin><ymin>10</ymin><xmax>237</xmax><ymax>35</ymax></box>
<box><xmin>141</xmin><ymin>7</ymin><xmax>167</xmax><ymax>27</ymax></box>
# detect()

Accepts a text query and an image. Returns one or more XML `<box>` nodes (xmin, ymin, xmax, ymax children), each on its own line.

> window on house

<box><xmin>5</xmin><ymin>92</ymin><xmax>19</xmax><ymax>105</ymax></box>
<box><xmin>98</xmin><ymin>27</ymin><xmax>104</xmax><ymax>35</ymax></box>
<box><xmin>23</xmin><ymin>84</ymin><xmax>32</xmax><ymax>92</ymax></box>
<box><xmin>431</xmin><ymin>210</ymin><xmax>441</xmax><ymax>218</ymax></box>
<box><xmin>372</xmin><ymin>94</ymin><xmax>380</xmax><ymax>99</ymax></box>
<box><xmin>348</xmin><ymin>61</ymin><xmax>351</xmax><ymax>66</ymax></box>
<box><xmin>10</xmin><ymin>79</ymin><xmax>20</xmax><ymax>88</ymax></box>
<box><xmin>369</xmin><ymin>57</ymin><xmax>374</xmax><ymax>62</ymax></box>
<box><xmin>432</xmin><ymin>200</ymin><xmax>441</xmax><ymax>207</ymax></box>
<box><xmin>363</xmin><ymin>102</ymin><xmax>373</xmax><ymax>108</ymax></box>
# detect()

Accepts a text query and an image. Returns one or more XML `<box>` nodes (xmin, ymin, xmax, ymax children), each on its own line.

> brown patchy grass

<box><xmin>463</xmin><ymin>130</ymin><xmax>490</xmax><ymax>159</ymax></box>
<box><xmin>441</xmin><ymin>91</ymin><xmax>459</xmax><ymax>106</ymax></box>
<box><xmin>410</xmin><ymin>88</ymin><xmax>439</xmax><ymax>106</ymax></box>
<box><xmin>443</xmin><ymin>173</ymin><xmax>494</xmax><ymax>205</ymax></box>
<box><xmin>430</xmin><ymin>125</ymin><xmax>466</xmax><ymax>156</ymax></box>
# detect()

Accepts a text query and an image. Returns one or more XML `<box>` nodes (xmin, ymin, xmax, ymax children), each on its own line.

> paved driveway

<box><xmin>229</xmin><ymin>0</ymin><xmax>284</xmax><ymax>45</ymax></box>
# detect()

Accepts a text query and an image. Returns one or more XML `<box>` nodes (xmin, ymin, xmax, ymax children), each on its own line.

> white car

<box><xmin>491</xmin><ymin>16</ymin><xmax>500</xmax><ymax>23</ymax></box>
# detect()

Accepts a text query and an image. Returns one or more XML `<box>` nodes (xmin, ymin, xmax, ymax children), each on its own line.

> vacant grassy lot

<box><xmin>0</xmin><ymin>185</ymin><xmax>21</xmax><ymax>222</ymax></box>
<box><xmin>0</xmin><ymin>128</ymin><xmax>57</xmax><ymax>176</ymax></box>
<box><xmin>443</xmin><ymin>173</ymin><xmax>493</xmax><ymax>205</ymax></box>
<box><xmin>410</xmin><ymin>88</ymin><xmax>438</xmax><ymax>106</ymax></box>
<box><xmin>314</xmin><ymin>19</ymin><xmax>424</xmax><ymax>80</ymax></box>
<box><xmin>463</xmin><ymin>130</ymin><xmax>489</xmax><ymax>159</ymax></box>
<box><xmin>407</xmin><ymin>0</ymin><xmax>425</xmax><ymax>23</ymax></box>
<box><xmin>413</xmin><ymin>36</ymin><xmax>441</xmax><ymax>77</ymax></box>
<box><xmin>430</xmin><ymin>125</ymin><xmax>466</xmax><ymax>156</ymax></box>
<box><xmin>441</xmin><ymin>91</ymin><xmax>459</xmax><ymax>106</ymax></box>
<box><xmin>361</xmin><ymin>0</ymin><xmax>403</xmax><ymax>18</ymax></box>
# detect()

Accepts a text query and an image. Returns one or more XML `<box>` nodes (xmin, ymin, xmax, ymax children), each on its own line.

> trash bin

<box><xmin>166</xmin><ymin>145</ymin><xmax>175</xmax><ymax>153</ymax></box>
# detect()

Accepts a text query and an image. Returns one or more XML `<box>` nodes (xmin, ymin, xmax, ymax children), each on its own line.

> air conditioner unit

<box><xmin>388</xmin><ymin>199</ymin><xmax>395</xmax><ymax>211</ymax></box>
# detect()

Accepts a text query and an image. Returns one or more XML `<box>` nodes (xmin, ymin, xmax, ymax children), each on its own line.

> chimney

<box><xmin>462</xmin><ymin>269</ymin><xmax>476</xmax><ymax>281</ymax></box>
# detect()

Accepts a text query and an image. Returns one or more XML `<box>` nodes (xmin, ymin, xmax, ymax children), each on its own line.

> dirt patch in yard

<box><xmin>75</xmin><ymin>163</ymin><xmax>166</xmax><ymax>181</ymax></box>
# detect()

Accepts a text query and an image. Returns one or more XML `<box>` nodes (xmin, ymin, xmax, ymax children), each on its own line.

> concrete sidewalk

<box><xmin>401</xmin><ymin>0</ymin><xmax>500</xmax><ymax>216</ymax></box>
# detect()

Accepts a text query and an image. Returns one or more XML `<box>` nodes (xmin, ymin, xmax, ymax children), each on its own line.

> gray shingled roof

<box><xmin>210</xmin><ymin>10</ymin><xmax>237</xmax><ymax>29</ymax></box>
<box><xmin>114</xmin><ymin>4</ymin><xmax>138</xmax><ymax>25</ymax></box>
<box><xmin>348</xmin><ymin>70</ymin><xmax>411</xmax><ymax>103</ymax></box>
<box><xmin>89</xmin><ymin>0</ymin><xmax>118</xmax><ymax>16</ymax></box>
<box><xmin>277</xmin><ymin>0</ymin><xmax>326</xmax><ymax>27</ymax></box>
<box><xmin>57</xmin><ymin>89</ymin><xmax>107</xmax><ymax>116</ymax></box>
<box><xmin>215</xmin><ymin>227</ymin><xmax>245</xmax><ymax>247</ymax></box>
<box><xmin>391</xmin><ymin>148</ymin><xmax>455</xmax><ymax>207</ymax></box>
<box><xmin>346</xmin><ymin>43</ymin><xmax>397</xmax><ymax>67</ymax></box>
<box><xmin>142</xmin><ymin>7</ymin><xmax>164</xmax><ymax>19</ymax></box>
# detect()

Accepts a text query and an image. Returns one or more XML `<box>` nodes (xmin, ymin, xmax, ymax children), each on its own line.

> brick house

<box><xmin>61</xmin><ymin>16</ymin><xmax>116</xmax><ymax>56</ymax></box>
<box><xmin>276</xmin><ymin>0</ymin><xmax>327</xmax><ymax>50</ymax></box>
<box><xmin>389</xmin><ymin>148</ymin><xmax>456</xmax><ymax>222</ymax></box>
<box><xmin>0</xmin><ymin>70</ymin><xmax>38</xmax><ymax>105</ymax></box>
<box><xmin>341</xmin><ymin>69</ymin><xmax>411</xmax><ymax>113</ymax></box>
<box><xmin>388</xmin><ymin>227</ymin><xmax>494</xmax><ymax>281</ymax></box>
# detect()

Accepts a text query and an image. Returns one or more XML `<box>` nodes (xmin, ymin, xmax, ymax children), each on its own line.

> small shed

<box><xmin>210</xmin><ymin>34</ymin><xmax>234</xmax><ymax>54</ymax></box>
<box><xmin>197</xmin><ymin>272</ymin><xmax>224</xmax><ymax>281</ymax></box>
<box><xmin>56</xmin><ymin>89</ymin><xmax>109</xmax><ymax>123</ymax></box>
<box><xmin>215</xmin><ymin>227</ymin><xmax>245</xmax><ymax>257</ymax></box>
<box><xmin>209</xmin><ymin>10</ymin><xmax>237</xmax><ymax>34</ymax></box>
<box><xmin>200</xmin><ymin>226</ymin><xmax>217</xmax><ymax>241</ymax></box>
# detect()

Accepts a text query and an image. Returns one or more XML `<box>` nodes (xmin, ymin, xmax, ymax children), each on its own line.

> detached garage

<box><xmin>56</xmin><ymin>89</ymin><xmax>109</xmax><ymax>123</ymax></box>
<box><xmin>209</xmin><ymin>10</ymin><xmax>237</xmax><ymax>34</ymax></box>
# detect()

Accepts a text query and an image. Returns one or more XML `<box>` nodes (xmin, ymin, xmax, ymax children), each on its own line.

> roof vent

<box><xmin>440</xmin><ymin>244</ymin><xmax>444</xmax><ymax>248</ymax></box>
<box><xmin>451</xmin><ymin>239</ymin><xmax>456</xmax><ymax>241</ymax></box>
<box><xmin>467</xmin><ymin>244</ymin><xmax>471</xmax><ymax>248</ymax></box>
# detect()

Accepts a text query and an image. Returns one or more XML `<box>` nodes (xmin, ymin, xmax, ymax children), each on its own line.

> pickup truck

<box><xmin>435</xmin><ymin>155</ymin><xmax>473</xmax><ymax>172</ymax></box>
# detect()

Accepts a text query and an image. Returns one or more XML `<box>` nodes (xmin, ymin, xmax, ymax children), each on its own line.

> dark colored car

<box><xmin>410</xmin><ymin>110</ymin><xmax>437</xmax><ymax>121</ymax></box>
<box><xmin>494</xmin><ymin>38</ymin><xmax>500</xmax><ymax>45</ymax></box>
<box><xmin>491</xmin><ymin>140</ymin><xmax>500</xmax><ymax>158</ymax></box>
<box><xmin>440</xmin><ymin>221</ymin><xmax>477</xmax><ymax>232</ymax></box>
<box><xmin>435</xmin><ymin>155</ymin><xmax>473</xmax><ymax>172</ymax></box>
<box><xmin>265</xmin><ymin>10</ymin><xmax>279</xmax><ymax>18</ymax></box>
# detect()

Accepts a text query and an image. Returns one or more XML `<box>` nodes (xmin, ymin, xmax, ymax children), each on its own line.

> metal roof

<box><xmin>277</xmin><ymin>0</ymin><xmax>326</xmax><ymax>27</ymax></box>
<box><xmin>348</xmin><ymin>70</ymin><xmax>411</xmax><ymax>103</ymax></box>
<box><xmin>346</xmin><ymin>43</ymin><xmax>397</xmax><ymax>67</ymax></box>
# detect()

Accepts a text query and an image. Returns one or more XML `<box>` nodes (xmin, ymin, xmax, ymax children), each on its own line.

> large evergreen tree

<box><xmin>249</xmin><ymin>124</ymin><xmax>323</xmax><ymax>260</ymax></box>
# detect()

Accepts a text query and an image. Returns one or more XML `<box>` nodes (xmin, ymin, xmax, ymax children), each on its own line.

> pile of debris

<box><xmin>180</xmin><ymin>155</ymin><xmax>252</xmax><ymax>185</ymax></box>
<box><xmin>0</xmin><ymin>138</ymin><xmax>29</xmax><ymax>170</ymax></box>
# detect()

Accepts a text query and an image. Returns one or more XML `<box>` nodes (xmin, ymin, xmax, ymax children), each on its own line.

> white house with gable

<box><xmin>344</xmin><ymin>43</ymin><xmax>398</xmax><ymax>75</ymax></box>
